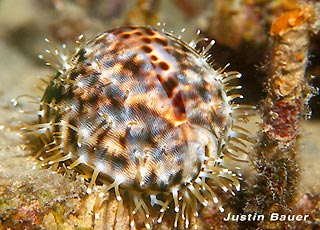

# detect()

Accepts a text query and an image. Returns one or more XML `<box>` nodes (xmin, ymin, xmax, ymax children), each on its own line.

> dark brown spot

<box><xmin>118</xmin><ymin>135</ymin><xmax>127</xmax><ymax>149</ymax></box>
<box><xmin>96</xmin><ymin>128</ymin><xmax>110</xmax><ymax>148</ymax></box>
<box><xmin>172</xmin><ymin>92</ymin><xmax>186</xmax><ymax>120</ymax></box>
<box><xmin>110</xmin><ymin>29</ymin><xmax>122</xmax><ymax>35</ymax></box>
<box><xmin>159</xmin><ymin>180</ymin><xmax>167</xmax><ymax>191</ymax></box>
<box><xmin>123</xmin><ymin>58</ymin><xmax>141</xmax><ymax>74</ymax></box>
<box><xmin>156</xmin><ymin>74</ymin><xmax>163</xmax><ymax>82</ymax></box>
<box><xmin>95</xmin><ymin>146</ymin><xmax>107</xmax><ymax>161</ymax></box>
<box><xmin>110</xmin><ymin>155</ymin><xmax>129</xmax><ymax>171</ymax></box>
<box><xmin>169</xmin><ymin>170</ymin><xmax>183</xmax><ymax>186</ymax></box>
<box><xmin>141</xmin><ymin>45</ymin><xmax>152</xmax><ymax>53</ymax></box>
<box><xmin>134</xmin><ymin>31</ymin><xmax>142</xmax><ymax>36</ymax></box>
<box><xmin>144</xmin><ymin>28</ymin><xmax>156</xmax><ymax>36</ymax></box>
<box><xmin>88</xmin><ymin>93</ymin><xmax>99</xmax><ymax>104</ymax></box>
<box><xmin>141</xmin><ymin>37</ymin><xmax>152</xmax><ymax>44</ymax></box>
<box><xmin>66</xmin><ymin>118</ymin><xmax>78</xmax><ymax>151</ymax></box>
<box><xmin>150</xmin><ymin>55</ymin><xmax>158</xmax><ymax>61</ymax></box>
<box><xmin>106</xmin><ymin>85</ymin><xmax>125</xmax><ymax>109</ymax></box>
<box><xmin>153</xmin><ymin>37</ymin><xmax>168</xmax><ymax>46</ymax></box>
<box><xmin>120</xmin><ymin>33</ymin><xmax>131</xmax><ymax>39</ymax></box>
<box><xmin>179</xmin><ymin>62</ymin><xmax>189</xmax><ymax>72</ymax></box>
<box><xmin>118</xmin><ymin>125</ymin><xmax>132</xmax><ymax>148</ymax></box>
<box><xmin>162</xmin><ymin>76</ymin><xmax>178</xmax><ymax>97</ymax></box>
<box><xmin>159</xmin><ymin>61</ymin><xmax>169</xmax><ymax>71</ymax></box>
<box><xmin>87</xmin><ymin>74</ymin><xmax>100</xmax><ymax>86</ymax></box>
<box><xmin>145</xmin><ymin>170</ymin><xmax>158</xmax><ymax>188</ymax></box>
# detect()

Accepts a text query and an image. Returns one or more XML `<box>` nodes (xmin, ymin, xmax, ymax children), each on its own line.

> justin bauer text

<box><xmin>223</xmin><ymin>213</ymin><xmax>309</xmax><ymax>222</ymax></box>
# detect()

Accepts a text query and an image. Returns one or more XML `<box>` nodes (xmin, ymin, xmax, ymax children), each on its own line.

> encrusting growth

<box><xmin>246</xmin><ymin>4</ymin><xmax>320</xmax><ymax>230</ymax></box>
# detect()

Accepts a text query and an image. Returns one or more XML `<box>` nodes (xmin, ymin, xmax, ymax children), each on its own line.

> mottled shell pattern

<box><xmin>25</xmin><ymin>26</ymin><xmax>254</xmax><ymax>228</ymax></box>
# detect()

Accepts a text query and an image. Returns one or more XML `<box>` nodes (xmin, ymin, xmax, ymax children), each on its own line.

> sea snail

<box><xmin>23</xmin><ymin>25</ymin><xmax>255</xmax><ymax>229</ymax></box>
